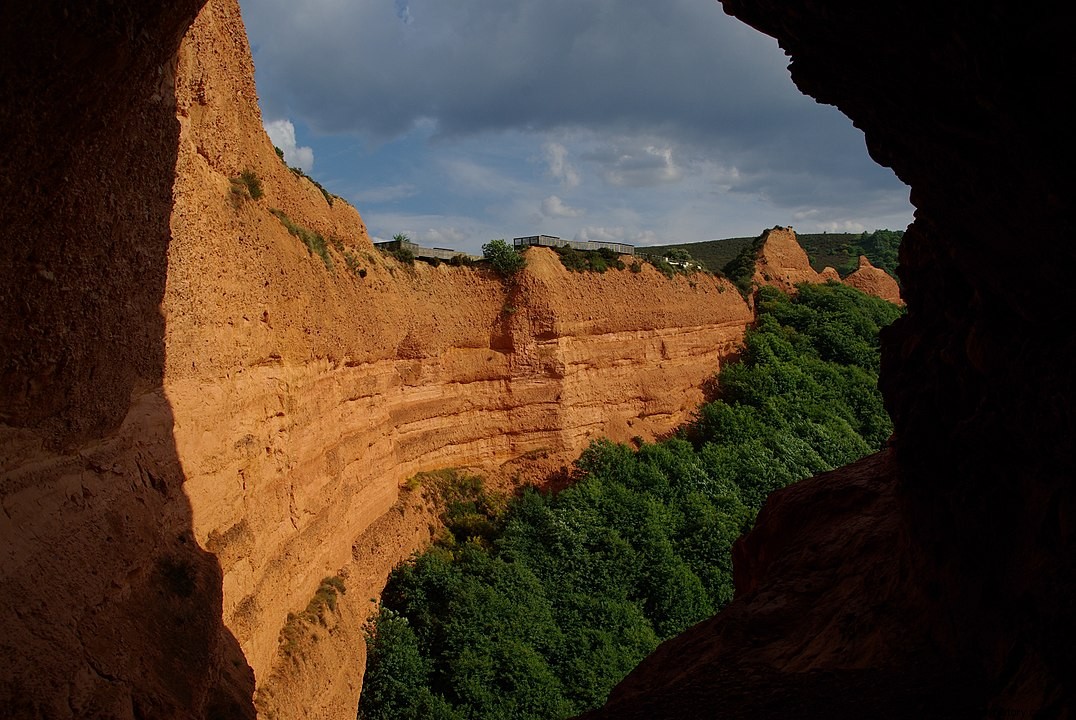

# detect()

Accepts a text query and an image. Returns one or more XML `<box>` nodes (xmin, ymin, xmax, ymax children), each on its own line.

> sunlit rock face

<box><xmin>579</xmin><ymin>1</ymin><xmax>1074</xmax><ymax>718</ymax></box>
<box><xmin>750</xmin><ymin>226</ymin><xmax>902</xmax><ymax>304</ymax></box>
<box><xmin>0</xmin><ymin>1</ymin><xmax>752</xmax><ymax>717</ymax></box>
<box><xmin>0</xmin><ymin>3</ymin><xmax>252</xmax><ymax>719</ymax></box>
<box><xmin>3</xmin><ymin>0</ymin><xmax>1072</xmax><ymax>717</ymax></box>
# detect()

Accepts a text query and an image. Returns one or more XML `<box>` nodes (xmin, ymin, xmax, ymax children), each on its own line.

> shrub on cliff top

<box><xmin>482</xmin><ymin>238</ymin><xmax>526</xmax><ymax>278</ymax></box>
<box><xmin>553</xmin><ymin>245</ymin><xmax>626</xmax><ymax>274</ymax></box>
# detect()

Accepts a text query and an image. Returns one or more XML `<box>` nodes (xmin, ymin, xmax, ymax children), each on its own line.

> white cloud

<box><xmin>818</xmin><ymin>219</ymin><xmax>867</xmax><ymax>233</ymax></box>
<box><xmin>244</xmin><ymin>1</ymin><xmax>914</xmax><ymax>243</ymax></box>
<box><xmin>574</xmin><ymin>226</ymin><xmax>656</xmax><ymax>245</ymax></box>
<box><xmin>417</xmin><ymin>227</ymin><xmax>468</xmax><ymax>246</ymax></box>
<box><xmin>585</xmin><ymin>143</ymin><xmax>682</xmax><ymax>187</ymax></box>
<box><xmin>264</xmin><ymin>118</ymin><xmax>314</xmax><ymax>172</ymax></box>
<box><xmin>541</xmin><ymin>195</ymin><xmax>584</xmax><ymax>218</ymax></box>
<box><xmin>544</xmin><ymin>142</ymin><xmax>581</xmax><ymax>188</ymax></box>
<box><xmin>440</xmin><ymin>158</ymin><xmax>521</xmax><ymax>196</ymax></box>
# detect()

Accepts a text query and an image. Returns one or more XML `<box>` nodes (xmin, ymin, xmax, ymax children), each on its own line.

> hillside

<box><xmin>643</xmin><ymin>229</ymin><xmax>902</xmax><ymax>280</ymax></box>
<box><xmin>640</xmin><ymin>237</ymin><xmax>755</xmax><ymax>274</ymax></box>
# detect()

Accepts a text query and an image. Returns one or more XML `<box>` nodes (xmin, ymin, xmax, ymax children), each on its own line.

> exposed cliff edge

<box><xmin>0</xmin><ymin>1</ymin><xmax>750</xmax><ymax>717</ymax></box>
<box><xmin>751</xmin><ymin>226</ymin><xmax>836</xmax><ymax>292</ymax></box>
<box><xmin>5</xmin><ymin>0</ymin><xmax>1069</xmax><ymax>718</ymax></box>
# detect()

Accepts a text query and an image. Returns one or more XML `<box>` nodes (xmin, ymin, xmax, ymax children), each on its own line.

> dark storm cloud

<box><xmin>242</xmin><ymin>0</ymin><xmax>812</xmax><ymax>145</ymax></box>
<box><xmin>241</xmin><ymin>0</ymin><xmax>912</xmax><ymax>239</ymax></box>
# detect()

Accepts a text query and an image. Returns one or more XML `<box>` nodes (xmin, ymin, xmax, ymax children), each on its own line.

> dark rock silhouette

<box><xmin>580</xmin><ymin>1</ymin><xmax>1074</xmax><ymax>717</ymax></box>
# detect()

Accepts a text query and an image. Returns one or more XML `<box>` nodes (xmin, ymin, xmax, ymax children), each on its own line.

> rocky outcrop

<box><xmin>581</xmin><ymin>450</ymin><xmax>983</xmax><ymax>720</ymax></box>
<box><xmin>844</xmin><ymin>255</ymin><xmax>903</xmax><ymax>305</ymax></box>
<box><xmin>751</xmin><ymin>226</ymin><xmax>824</xmax><ymax>292</ymax></box>
<box><xmin>581</xmin><ymin>1</ymin><xmax>1074</xmax><ymax>718</ymax></box>
<box><xmin>0</xmin><ymin>1</ymin><xmax>750</xmax><ymax>717</ymax></box>
<box><xmin>750</xmin><ymin>226</ymin><xmax>898</xmax><ymax>303</ymax></box>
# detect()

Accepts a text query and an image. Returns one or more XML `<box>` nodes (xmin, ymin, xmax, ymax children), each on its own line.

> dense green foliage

<box><xmin>721</xmin><ymin>233</ymin><xmax>769</xmax><ymax>296</ymax></box>
<box><xmin>483</xmin><ymin>239</ymin><xmax>527</xmax><ymax>277</ymax></box>
<box><xmin>797</xmin><ymin>229</ymin><xmax>902</xmax><ymax>278</ymax></box>
<box><xmin>552</xmin><ymin>245</ymin><xmax>626</xmax><ymax>273</ymax></box>
<box><xmin>645</xmin><ymin>237</ymin><xmax>754</xmax><ymax>274</ymax></box>
<box><xmin>359</xmin><ymin>283</ymin><xmax>902</xmax><ymax>720</ymax></box>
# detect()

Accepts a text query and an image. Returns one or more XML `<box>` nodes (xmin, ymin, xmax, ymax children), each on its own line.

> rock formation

<box><xmin>0</xmin><ymin>1</ymin><xmax>750</xmax><ymax>717</ymax></box>
<box><xmin>750</xmin><ymin>225</ymin><xmax>896</xmax><ymax>303</ymax></box>
<box><xmin>751</xmin><ymin>226</ymin><xmax>828</xmax><ymax>292</ymax></box>
<box><xmin>580</xmin><ymin>1</ymin><xmax>1074</xmax><ymax>718</ymax></box>
<box><xmin>844</xmin><ymin>255</ymin><xmax>903</xmax><ymax>305</ymax></box>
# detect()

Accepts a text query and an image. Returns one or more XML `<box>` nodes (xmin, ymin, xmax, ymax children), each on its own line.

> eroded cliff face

<box><xmin>752</xmin><ymin>226</ymin><xmax>832</xmax><ymax>292</ymax></box>
<box><xmin>581</xmin><ymin>1</ymin><xmax>1074</xmax><ymax>718</ymax></box>
<box><xmin>0</xmin><ymin>3</ymin><xmax>253</xmax><ymax>718</ymax></box>
<box><xmin>0</xmin><ymin>1</ymin><xmax>751</xmax><ymax>717</ymax></box>
<box><xmin>751</xmin><ymin>225</ymin><xmax>898</xmax><ymax>302</ymax></box>
<box><xmin>7</xmin><ymin>0</ymin><xmax>1067</xmax><ymax>717</ymax></box>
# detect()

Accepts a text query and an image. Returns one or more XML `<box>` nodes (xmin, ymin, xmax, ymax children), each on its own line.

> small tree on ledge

<box><xmin>482</xmin><ymin>238</ymin><xmax>526</xmax><ymax>278</ymax></box>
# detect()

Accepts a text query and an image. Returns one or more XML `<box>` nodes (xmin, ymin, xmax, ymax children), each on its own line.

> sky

<box><xmin>240</xmin><ymin>0</ymin><xmax>912</xmax><ymax>255</ymax></box>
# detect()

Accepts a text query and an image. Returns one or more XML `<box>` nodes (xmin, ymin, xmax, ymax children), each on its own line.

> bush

<box><xmin>229</xmin><ymin>169</ymin><xmax>263</xmax><ymax>204</ymax></box>
<box><xmin>344</xmin><ymin>250</ymin><xmax>367</xmax><ymax>278</ymax></box>
<box><xmin>722</xmin><ymin>233</ymin><xmax>767</xmax><ymax>297</ymax></box>
<box><xmin>238</xmin><ymin>169</ymin><xmax>263</xmax><ymax>200</ymax></box>
<box><xmin>552</xmin><ymin>245</ymin><xmax>628</xmax><ymax>274</ymax></box>
<box><xmin>392</xmin><ymin>247</ymin><xmax>415</xmax><ymax>265</ymax></box>
<box><xmin>648</xmin><ymin>256</ymin><xmax>676</xmax><ymax>279</ymax></box>
<box><xmin>482</xmin><ymin>239</ymin><xmax>526</xmax><ymax>277</ymax></box>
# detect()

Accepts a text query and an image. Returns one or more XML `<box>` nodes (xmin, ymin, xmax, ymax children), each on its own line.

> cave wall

<box><xmin>720</xmin><ymin>0</ymin><xmax>1075</xmax><ymax>710</ymax></box>
<box><xmin>4</xmin><ymin>1</ymin><xmax>1073</xmax><ymax>717</ymax></box>
<box><xmin>0</xmin><ymin>3</ymin><xmax>255</xmax><ymax>718</ymax></box>
<box><xmin>581</xmin><ymin>2</ymin><xmax>1074</xmax><ymax>717</ymax></box>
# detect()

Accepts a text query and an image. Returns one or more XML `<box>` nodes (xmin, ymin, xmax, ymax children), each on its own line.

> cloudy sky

<box><xmin>240</xmin><ymin>0</ymin><xmax>912</xmax><ymax>254</ymax></box>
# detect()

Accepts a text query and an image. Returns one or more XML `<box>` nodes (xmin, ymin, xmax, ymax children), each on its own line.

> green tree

<box><xmin>482</xmin><ymin>239</ymin><xmax>526</xmax><ymax>277</ymax></box>
<box><xmin>359</xmin><ymin>281</ymin><xmax>902</xmax><ymax>720</ymax></box>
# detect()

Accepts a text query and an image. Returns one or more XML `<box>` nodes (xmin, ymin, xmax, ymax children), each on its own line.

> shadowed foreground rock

<box><xmin>580</xmin><ymin>1</ymin><xmax>1074</xmax><ymax>718</ymax></box>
